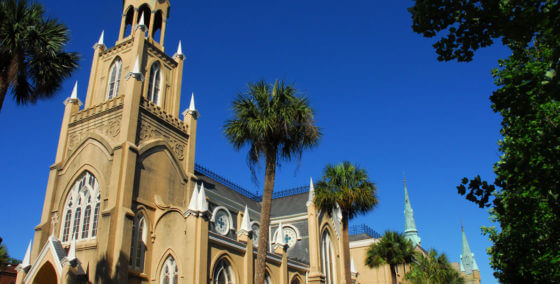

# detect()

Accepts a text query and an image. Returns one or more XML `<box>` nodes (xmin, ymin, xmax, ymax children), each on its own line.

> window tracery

<box><xmin>60</xmin><ymin>171</ymin><xmax>100</xmax><ymax>243</ymax></box>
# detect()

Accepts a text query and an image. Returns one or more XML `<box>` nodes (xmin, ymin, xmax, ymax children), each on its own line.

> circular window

<box><xmin>284</xmin><ymin>227</ymin><xmax>297</xmax><ymax>248</ymax></box>
<box><xmin>214</xmin><ymin>209</ymin><xmax>230</xmax><ymax>235</ymax></box>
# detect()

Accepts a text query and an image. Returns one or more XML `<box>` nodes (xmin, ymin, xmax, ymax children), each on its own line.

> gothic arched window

<box><xmin>321</xmin><ymin>230</ymin><xmax>337</xmax><ymax>284</ymax></box>
<box><xmin>61</xmin><ymin>171</ymin><xmax>100</xmax><ymax>243</ymax></box>
<box><xmin>147</xmin><ymin>62</ymin><xmax>162</xmax><ymax>105</ymax></box>
<box><xmin>264</xmin><ymin>272</ymin><xmax>272</xmax><ymax>284</ymax></box>
<box><xmin>160</xmin><ymin>255</ymin><xmax>178</xmax><ymax>284</ymax></box>
<box><xmin>213</xmin><ymin>258</ymin><xmax>234</xmax><ymax>284</ymax></box>
<box><xmin>130</xmin><ymin>214</ymin><xmax>147</xmax><ymax>271</ymax></box>
<box><xmin>107</xmin><ymin>58</ymin><xmax>122</xmax><ymax>100</ymax></box>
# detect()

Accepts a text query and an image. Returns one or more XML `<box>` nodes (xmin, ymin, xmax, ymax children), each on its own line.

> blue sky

<box><xmin>0</xmin><ymin>1</ymin><xmax>507</xmax><ymax>282</ymax></box>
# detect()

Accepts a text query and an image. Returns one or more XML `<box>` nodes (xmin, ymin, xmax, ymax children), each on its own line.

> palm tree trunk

<box><xmin>341</xmin><ymin>213</ymin><xmax>352</xmax><ymax>284</ymax></box>
<box><xmin>255</xmin><ymin>148</ymin><xmax>277</xmax><ymax>284</ymax></box>
<box><xmin>391</xmin><ymin>264</ymin><xmax>397</xmax><ymax>284</ymax></box>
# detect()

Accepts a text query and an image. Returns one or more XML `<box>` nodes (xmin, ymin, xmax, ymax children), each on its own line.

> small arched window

<box><xmin>290</xmin><ymin>277</ymin><xmax>301</xmax><ymax>284</ymax></box>
<box><xmin>61</xmin><ymin>172</ymin><xmax>101</xmax><ymax>243</ymax></box>
<box><xmin>147</xmin><ymin>62</ymin><xmax>162</xmax><ymax>105</ymax></box>
<box><xmin>107</xmin><ymin>58</ymin><xmax>122</xmax><ymax>100</ymax></box>
<box><xmin>130</xmin><ymin>214</ymin><xmax>147</xmax><ymax>271</ymax></box>
<box><xmin>264</xmin><ymin>272</ymin><xmax>272</xmax><ymax>284</ymax></box>
<box><xmin>213</xmin><ymin>258</ymin><xmax>234</xmax><ymax>284</ymax></box>
<box><xmin>160</xmin><ymin>255</ymin><xmax>178</xmax><ymax>284</ymax></box>
<box><xmin>321</xmin><ymin>230</ymin><xmax>337</xmax><ymax>284</ymax></box>
<box><xmin>123</xmin><ymin>6</ymin><xmax>134</xmax><ymax>38</ymax></box>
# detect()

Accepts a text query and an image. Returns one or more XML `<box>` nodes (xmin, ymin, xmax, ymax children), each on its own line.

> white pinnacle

<box><xmin>351</xmin><ymin>257</ymin><xmax>358</xmax><ymax>274</ymax></box>
<box><xmin>70</xmin><ymin>81</ymin><xmax>78</xmax><ymax>99</ymax></box>
<box><xmin>177</xmin><ymin>41</ymin><xmax>183</xmax><ymax>56</ymax></box>
<box><xmin>198</xmin><ymin>183</ymin><xmax>208</xmax><ymax>213</ymax></box>
<box><xmin>188</xmin><ymin>183</ymin><xmax>199</xmax><ymax>211</ymax></box>
<box><xmin>138</xmin><ymin>12</ymin><xmax>145</xmax><ymax>27</ymax></box>
<box><xmin>97</xmin><ymin>30</ymin><xmax>104</xmax><ymax>46</ymax></box>
<box><xmin>189</xmin><ymin>92</ymin><xmax>196</xmax><ymax>111</ymax></box>
<box><xmin>240</xmin><ymin>205</ymin><xmax>251</xmax><ymax>232</ymax></box>
<box><xmin>307</xmin><ymin>177</ymin><xmax>315</xmax><ymax>206</ymax></box>
<box><xmin>275</xmin><ymin>222</ymin><xmax>285</xmax><ymax>245</ymax></box>
<box><xmin>132</xmin><ymin>56</ymin><xmax>141</xmax><ymax>74</ymax></box>
<box><xmin>67</xmin><ymin>239</ymin><xmax>76</xmax><ymax>261</ymax></box>
<box><xmin>21</xmin><ymin>240</ymin><xmax>32</xmax><ymax>268</ymax></box>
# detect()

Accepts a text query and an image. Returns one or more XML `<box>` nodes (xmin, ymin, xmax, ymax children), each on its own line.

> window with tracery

<box><xmin>130</xmin><ymin>214</ymin><xmax>147</xmax><ymax>271</ymax></box>
<box><xmin>147</xmin><ymin>62</ymin><xmax>162</xmax><ymax>105</ymax></box>
<box><xmin>264</xmin><ymin>273</ymin><xmax>272</xmax><ymax>284</ymax></box>
<box><xmin>160</xmin><ymin>255</ymin><xmax>178</xmax><ymax>284</ymax></box>
<box><xmin>60</xmin><ymin>171</ymin><xmax>100</xmax><ymax>243</ymax></box>
<box><xmin>213</xmin><ymin>258</ymin><xmax>234</xmax><ymax>284</ymax></box>
<box><xmin>107</xmin><ymin>58</ymin><xmax>122</xmax><ymax>100</ymax></box>
<box><xmin>321</xmin><ymin>230</ymin><xmax>337</xmax><ymax>284</ymax></box>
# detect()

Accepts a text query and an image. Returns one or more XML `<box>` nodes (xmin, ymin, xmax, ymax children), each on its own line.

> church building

<box><xmin>14</xmin><ymin>1</ymin><xmax>480</xmax><ymax>283</ymax></box>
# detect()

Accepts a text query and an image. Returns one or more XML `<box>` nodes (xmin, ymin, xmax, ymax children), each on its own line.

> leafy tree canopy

<box><xmin>405</xmin><ymin>249</ymin><xmax>464</xmax><ymax>284</ymax></box>
<box><xmin>410</xmin><ymin>0</ymin><xmax>560</xmax><ymax>282</ymax></box>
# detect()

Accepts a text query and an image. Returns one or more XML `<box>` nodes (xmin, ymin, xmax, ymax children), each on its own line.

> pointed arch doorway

<box><xmin>32</xmin><ymin>261</ymin><xmax>58</xmax><ymax>284</ymax></box>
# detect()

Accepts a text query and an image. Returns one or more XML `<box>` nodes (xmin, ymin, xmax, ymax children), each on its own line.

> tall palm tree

<box><xmin>314</xmin><ymin>161</ymin><xmax>378</xmax><ymax>284</ymax></box>
<box><xmin>405</xmin><ymin>249</ymin><xmax>464</xmax><ymax>284</ymax></box>
<box><xmin>224</xmin><ymin>79</ymin><xmax>321</xmax><ymax>283</ymax></box>
<box><xmin>366</xmin><ymin>230</ymin><xmax>416</xmax><ymax>284</ymax></box>
<box><xmin>0</xmin><ymin>0</ymin><xmax>79</xmax><ymax>111</ymax></box>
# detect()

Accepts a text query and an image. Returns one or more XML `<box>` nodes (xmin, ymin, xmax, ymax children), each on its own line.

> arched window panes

<box><xmin>213</xmin><ymin>258</ymin><xmax>234</xmax><ymax>284</ymax></box>
<box><xmin>147</xmin><ymin>63</ymin><xmax>162</xmax><ymax>105</ymax></box>
<box><xmin>130</xmin><ymin>214</ymin><xmax>147</xmax><ymax>271</ymax></box>
<box><xmin>160</xmin><ymin>256</ymin><xmax>178</xmax><ymax>284</ymax></box>
<box><xmin>60</xmin><ymin>172</ymin><xmax>101</xmax><ymax>243</ymax></box>
<box><xmin>290</xmin><ymin>278</ymin><xmax>301</xmax><ymax>284</ymax></box>
<box><xmin>321</xmin><ymin>230</ymin><xmax>337</xmax><ymax>284</ymax></box>
<box><xmin>107</xmin><ymin>58</ymin><xmax>122</xmax><ymax>100</ymax></box>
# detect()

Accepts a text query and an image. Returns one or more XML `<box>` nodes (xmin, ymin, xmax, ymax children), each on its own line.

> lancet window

<box><xmin>160</xmin><ymin>256</ymin><xmax>178</xmax><ymax>284</ymax></box>
<box><xmin>147</xmin><ymin>62</ymin><xmax>162</xmax><ymax>105</ymax></box>
<box><xmin>213</xmin><ymin>258</ymin><xmax>234</xmax><ymax>284</ymax></box>
<box><xmin>130</xmin><ymin>214</ymin><xmax>147</xmax><ymax>271</ymax></box>
<box><xmin>107</xmin><ymin>58</ymin><xmax>122</xmax><ymax>100</ymax></box>
<box><xmin>61</xmin><ymin>171</ymin><xmax>100</xmax><ymax>243</ymax></box>
<box><xmin>321</xmin><ymin>230</ymin><xmax>337</xmax><ymax>284</ymax></box>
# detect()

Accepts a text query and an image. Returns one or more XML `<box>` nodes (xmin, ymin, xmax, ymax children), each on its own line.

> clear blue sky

<box><xmin>0</xmin><ymin>1</ymin><xmax>507</xmax><ymax>282</ymax></box>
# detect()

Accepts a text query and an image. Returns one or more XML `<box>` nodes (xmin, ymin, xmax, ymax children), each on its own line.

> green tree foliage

<box><xmin>0</xmin><ymin>0</ymin><xmax>79</xmax><ymax>111</ymax></box>
<box><xmin>314</xmin><ymin>161</ymin><xmax>378</xmax><ymax>284</ymax></box>
<box><xmin>405</xmin><ymin>249</ymin><xmax>464</xmax><ymax>284</ymax></box>
<box><xmin>410</xmin><ymin>0</ymin><xmax>560</xmax><ymax>282</ymax></box>
<box><xmin>224</xmin><ymin>80</ymin><xmax>321</xmax><ymax>283</ymax></box>
<box><xmin>366</xmin><ymin>231</ymin><xmax>415</xmax><ymax>284</ymax></box>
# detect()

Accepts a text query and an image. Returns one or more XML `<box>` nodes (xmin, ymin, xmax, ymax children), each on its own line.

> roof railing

<box><xmin>195</xmin><ymin>164</ymin><xmax>261</xmax><ymax>201</ymax></box>
<box><xmin>349</xmin><ymin>224</ymin><xmax>381</xmax><ymax>239</ymax></box>
<box><xmin>272</xmin><ymin>186</ymin><xmax>309</xmax><ymax>199</ymax></box>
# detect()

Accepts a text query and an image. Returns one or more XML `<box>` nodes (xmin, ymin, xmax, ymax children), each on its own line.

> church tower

<box><xmin>460</xmin><ymin>226</ymin><xmax>481</xmax><ymax>284</ymax></box>
<box><xmin>16</xmin><ymin>0</ymin><xmax>200</xmax><ymax>282</ymax></box>
<box><xmin>403</xmin><ymin>178</ymin><xmax>421</xmax><ymax>247</ymax></box>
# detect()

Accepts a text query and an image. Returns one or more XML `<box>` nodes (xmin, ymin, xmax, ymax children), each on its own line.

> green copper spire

<box><xmin>460</xmin><ymin>224</ymin><xmax>479</xmax><ymax>275</ymax></box>
<box><xmin>403</xmin><ymin>177</ymin><xmax>421</xmax><ymax>247</ymax></box>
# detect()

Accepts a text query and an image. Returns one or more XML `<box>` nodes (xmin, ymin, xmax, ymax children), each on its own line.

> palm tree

<box><xmin>366</xmin><ymin>230</ymin><xmax>416</xmax><ymax>284</ymax></box>
<box><xmin>314</xmin><ymin>161</ymin><xmax>378</xmax><ymax>284</ymax></box>
<box><xmin>405</xmin><ymin>249</ymin><xmax>464</xmax><ymax>284</ymax></box>
<box><xmin>224</xmin><ymin>79</ymin><xmax>321</xmax><ymax>283</ymax></box>
<box><xmin>0</xmin><ymin>0</ymin><xmax>79</xmax><ymax>111</ymax></box>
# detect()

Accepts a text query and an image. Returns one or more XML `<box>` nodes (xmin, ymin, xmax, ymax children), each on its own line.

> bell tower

<box><xmin>19</xmin><ymin>0</ymin><xmax>200</xmax><ymax>282</ymax></box>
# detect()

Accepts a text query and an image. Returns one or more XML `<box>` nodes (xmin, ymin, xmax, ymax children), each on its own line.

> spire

<box><xmin>306</xmin><ymin>177</ymin><xmax>315</xmax><ymax>207</ymax></box>
<box><xmin>189</xmin><ymin>92</ymin><xmax>196</xmax><ymax>111</ymax></box>
<box><xmin>240</xmin><ymin>205</ymin><xmax>251</xmax><ymax>232</ymax></box>
<box><xmin>460</xmin><ymin>226</ymin><xmax>479</xmax><ymax>274</ymax></box>
<box><xmin>93</xmin><ymin>30</ymin><xmax>105</xmax><ymax>49</ymax></box>
<box><xmin>126</xmin><ymin>56</ymin><xmax>144</xmax><ymax>81</ymax></box>
<box><xmin>20</xmin><ymin>240</ymin><xmax>32</xmax><ymax>270</ymax></box>
<box><xmin>70</xmin><ymin>81</ymin><xmax>78</xmax><ymax>99</ymax></box>
<box><xmin>67</xmin><ymin>239</ymin><xmax>77</xmax><ymax>262</ymax></box>
<box><xmin>187</xmin><ymin>183</ymin><xmax>199</xmax><ymax>212</ymax></box>
<box><xmin>135</xmin><ymin>11</ymin><xmax>147</xmax><ymax>32</ymax></box>
<box><xmin>197</xmin><ymin>183</ymin><xmax>208</xmax><ymax>213</ymax></box>
<box><xmin>173</xmin><ymin>41</ymin><xmax>185</xmax><ymax>60</ymax></box>
<box><xmin>182</xmin><ymin>92</ymin><xmax>199</xmax><ymax>120</ymax></box>
<box><xmin>275</xmin><ymin>223</ymin><xmax>286</xmax><ymax>246</ymax></box>
<box><xmin>403</xmin><ymin>176</ymin><xmax>421</xmax><ymax>247</ymax></box>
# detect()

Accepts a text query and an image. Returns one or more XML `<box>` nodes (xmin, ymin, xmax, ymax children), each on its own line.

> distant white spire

<box><xmin>240</xmin><ymin>205</ymin><xmax>251</xmax><ymax>232</ymax></box>
<box><xmin>189</xmin><ymin>93</ymin><xmax>196</xmax><ymax>111</ymax></box>
<box><xmin>98</xmin><ymin>30</ymin><xmax>104</xmax><ymax>46</ymax></box>
<box><xmin>70</xmin><ymin>81</ymin><xmax>78</xmax><ymax>99</ymax></box>
<box><xmin>198</xmin><ymin>183</ymin><xmax>208</xmax><ymax>213</ymax></box>
<box><xmin>174</xmin><ymin>41</ymin><xmax>185</xmax><ymax>60</ymax></box>
<box><xmin>135</xmin><ymin>11</ymin><xmax>147</xmax><ymax>31</ymax></box>
<box><xmin>306</xmin><ymin>177</ymin><xmax>315</xmax><ymax>207</ymax></box>
<box><xmin>188</xmin><ymin>183</ymin><xmax>199</xmax><ymax>212</ymax></box>
<box><xmin>21</xmin><ymin>240</ymin><xmax>32</xmax><ymax>269</ymax></box>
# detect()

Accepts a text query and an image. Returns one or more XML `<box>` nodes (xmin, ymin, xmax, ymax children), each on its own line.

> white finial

<box><xmin>188</xmin><ymin>183</ymin><xmax>199</xmax><ymax>212</ymax></box>
<box><xmin>351</xmin><ymin>257</ymin><xmax>357</xmax><ymax>274</ymax></box>
<box><xmin>67</xmin><ymin>239</ymin><xmax>76</xmax><ymax>262</ymax></box>
<box><xmin>21</xmin><ymin>240</ymin><xmax>32</xmax><ymax>269</ymax></box>
<box><xmin>98</xmin><ymin>30</ymin><xmax>104</xmax><ymax>45</ymax></box>
<box><xmin>275</xmin><ymin>223</ymin><xmax>285</xmax><ymax>245</ymax></box>
<box><xmin>126</xmin><ymin>56</ymin><xmax>144</xmax><ymax>81</ymax></box>
<box><xmin>70</xmin><ymin>81</ymin><xmax>78</xmax><ymax>99</ymax></box>
<box><xmin>174</xmin><ymin>41</ymin><xmax>185</xmax><ymax>60</ymax></box>
<box><xmin>138</xmin><ymin>12</ymin><xmax>145</xmax><ymax>27</ymax></box>
<box><xmin>189</xmin><ymin>92</ymin><xmax>196</xmax><ymax>111</ymax></box>
<box><xmin>133</xmin><ymin>56</ymin><xmax>140</xmax><ymax>74</ymax></box>
<box><xmin>198</xmin><ymin>183</ymin><xmax>208</xmax><ymax>213</ymax></box>
<box><xmin>240</xmin><ymin>205</ymin><xmax>251</xmax><ymax>232</ymax></box>
<box><xmin>306</xmin><ymin>177</ymin><xmax>315</xmax><ymax>207</ymax></box>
